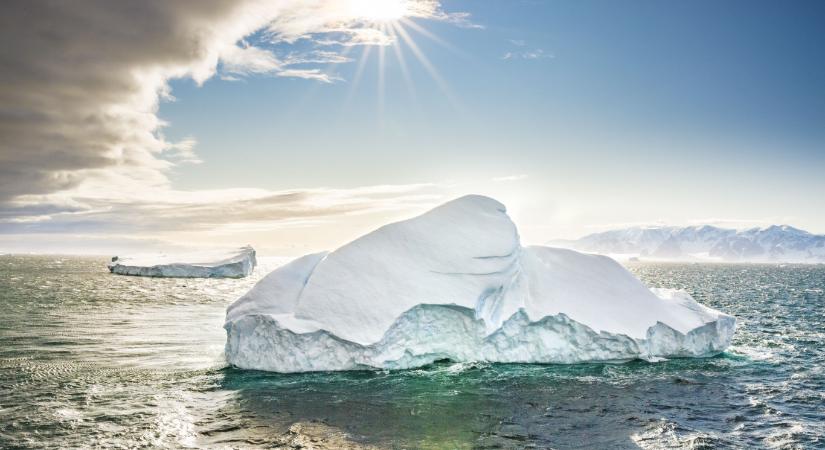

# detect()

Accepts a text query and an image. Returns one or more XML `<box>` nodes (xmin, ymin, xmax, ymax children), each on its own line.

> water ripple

<box><xmin>0</xmin><ymin>256</ymin><xmax>823</xmax><ymax>448</ymax></box>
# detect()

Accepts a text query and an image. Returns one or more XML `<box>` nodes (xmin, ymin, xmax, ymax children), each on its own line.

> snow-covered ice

<box><xmin>225</xmin><ymin>196</ymin><xmax>735</xmax><ymax>372</ymax></box>
<box><xmin>109</xmin><ymin>246</ymin><xmax>256</xmax><ymax>278</ymax></box>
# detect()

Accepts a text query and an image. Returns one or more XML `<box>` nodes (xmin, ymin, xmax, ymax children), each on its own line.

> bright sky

<box><xmin>1</xmin><ymin>0</ymin><xmax>824</xmax><ymax>255</ymax></box>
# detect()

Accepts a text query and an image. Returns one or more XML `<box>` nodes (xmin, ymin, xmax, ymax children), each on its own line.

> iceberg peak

<box><xmin>433</xmin><ymin>194</ymin><xmax>508</xmax><ymax>213</ymax></box>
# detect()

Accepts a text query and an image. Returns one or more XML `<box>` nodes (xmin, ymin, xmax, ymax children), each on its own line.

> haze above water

<box><xmin>1</xmin><ymin>255</ymin><xmax>823</xmax><ymax>448</ymax></box>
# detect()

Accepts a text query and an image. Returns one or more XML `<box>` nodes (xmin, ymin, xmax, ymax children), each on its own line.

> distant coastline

<box><xmin>549</xmin><ymin>224</ymin><xmax>825</xmax><ymax>264</ymax></box>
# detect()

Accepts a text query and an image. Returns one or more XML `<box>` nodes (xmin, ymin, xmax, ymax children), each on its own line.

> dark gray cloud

<box><xmin>0</xmin><ymin>1</ymin><xmax>257</xmax><ymax>202</ymax></box>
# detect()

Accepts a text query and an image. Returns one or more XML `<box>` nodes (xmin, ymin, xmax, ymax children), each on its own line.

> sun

<box><xmin>332</xmin><ymin>0</ymin><xmax>460</xmax><ymax>113</ymax></box>
<box><xmin>349</xmin><ymin>0</ymin><xmax>410</xmax><ymax>22</ymax></box>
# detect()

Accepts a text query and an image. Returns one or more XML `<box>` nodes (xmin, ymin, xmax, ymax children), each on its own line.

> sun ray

<box><xmin>392</xmin><ymin>20</ymin><xmax>462</xmax><ymax>111</ymax></box>
<box><xmin>399</xmin><ymin>18</ymin><xmax>468</xmax><ymax>58</ymax></box>
<box><xmin>335</xmin><ymin>4</ymin><xmax>464</xmax><ymax>114</ymax></box>
<box><xmin>346</xmin><ymin>43</ymin><xmax>373</xmax><ymax>104</ymax></box>
<box><xmin>388</xmin><ymin>22</ymin><xmax>418</xmax><ymax>103</ymax></box>
<box><xmin>340</xmin><ymin>44</ymin><xmax>356</xmax><ymax>58</ymax></box>
<box><xmin>314</xmin><ymin>45</ymin><xmax>352</xmax><ymax>85</ymax></box>
<box><xmin>378</xmin><ymin>23</ymin><xmax>387</xmax><ymax>116</ymax></box>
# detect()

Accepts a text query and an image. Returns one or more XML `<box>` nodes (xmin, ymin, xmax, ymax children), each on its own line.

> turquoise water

<box><xmin>0</xmin><ymin>256</ymin><xmax>823</xmax><ymax>449</ymax></box>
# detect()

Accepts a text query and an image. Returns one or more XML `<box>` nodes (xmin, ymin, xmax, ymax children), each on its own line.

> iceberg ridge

<box><xmin>224</xmin><ymin>196</ymin><xmax>735</xmax><ymax>372</ymax></box>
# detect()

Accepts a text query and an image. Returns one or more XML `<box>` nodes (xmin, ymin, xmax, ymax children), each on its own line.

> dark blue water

<box><xmin>0</xmin><ymin>256</ymin><xmax>823</xmax><ymax>448</ymax></box>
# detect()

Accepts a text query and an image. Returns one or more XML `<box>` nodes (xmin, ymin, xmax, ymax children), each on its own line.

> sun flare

<box><xmin>337</xmin><ymin>0</ymin><xmax>459</xmax><ymax>113</ymax></box>
<box><xmin>349</xmin><ymin>0</ymin><xmax>410</xmax><ymax>22</ymax></box>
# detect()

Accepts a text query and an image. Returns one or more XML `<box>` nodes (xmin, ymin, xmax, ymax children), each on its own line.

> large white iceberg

<box><xmin>224</xmin><ymin>196</ymin><xmax>735</xmax><ymax>372</ymax></box>
<box><xmin>109</xmin><ymin>246</ymin><xmax>256</xmax><ymax>278</ymax></box>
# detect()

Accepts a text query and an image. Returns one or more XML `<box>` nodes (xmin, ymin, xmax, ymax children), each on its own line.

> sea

<box><xmin>0</xmin><ymin>255</ymin><xmax>823</xmax><ymax>449</ymax></box>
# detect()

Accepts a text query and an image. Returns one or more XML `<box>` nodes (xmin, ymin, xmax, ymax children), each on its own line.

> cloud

<box><xmin>221</xmin><ymin>42</ymin><xmax>284</xmax><ymax>75</ymax></box>
<box><xmin>284</xmin><ymin>50</ymin><xmax>355</xmax><ymax>65</ymax></box>
<box><xmin>0</xmin><ymin>181</ymin><xmax>452</xmax><ymax>255</ymax></box>
<box><xmin>492</xmin><ymin>174</ymin><xmax>529</xmax><ymax>182</ymax></box>
<box><xmin>582</xmin><ymin>221</ymin><xmax>669</xmax><ymax>230</ymax></box>
<box><xmin>265</xmin><ymin>0</ymin><xmax>481</xmax><ymax>45</ymax></box>
<box><xmin>2</xmin><ymin>1</ymin><xmax>249</xmax><ymax>203</ymax></box>
<box><xmin>581</xmin><ymin>217</ymin><xmax>801</xmax><ymax>232</ymax></box>
<box><xmin>0</xmin><ymin>183</ymin><xmax>444</xmax><ymax>234</ymax></box>
<box><xmin>161</xmin><ymin>137</ymin><xmax>202</xmax><ymax>164</ymax></box>
<box><xmin>686</xmin><ymin>217</ymin><xmax>799</xmax><ymax>230</ymax></box>
<box><xmin>501</xmin><ymin>39</ymin><xmax>552</xmax><ymax>61</ymax></box>
<box><xmin>276</xmin><ymin>68</ymin><xmax>342</xmax><ymax>83</ymax></box>
<box><xmin>433</xmin><ymin>11</ymin><xmax>484</xmax><ymax>29</ymax></box>
<box><xmin>0</xmin><ymin>0</ymin><xmax>475</xmax><ymax>241</ymax></box>
<box><xmin>502</xmin><ymin>49</ymin><xmax>553</xmax><ymax>60</ymax></box>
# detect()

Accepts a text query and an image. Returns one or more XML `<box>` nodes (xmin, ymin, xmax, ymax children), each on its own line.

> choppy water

<box><xmin>0</xmin><ymin>256</ymin><xmax>823</xmax><ymax>449</ymax></box>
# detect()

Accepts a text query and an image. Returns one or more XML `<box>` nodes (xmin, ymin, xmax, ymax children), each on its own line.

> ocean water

<box><xmin>0</xmin><ymin>256</ymin><xmax>823</xmax><ymax>449</ymax></box>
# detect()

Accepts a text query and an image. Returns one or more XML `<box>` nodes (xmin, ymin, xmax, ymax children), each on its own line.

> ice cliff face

<box><xmin>551</xmin><ymin>225</ymin><xmax>825</xmax><ymax>263</ymax></box>
<box><xmin>109</xmin><ymin>246</ymin><xmax>256</xmax><ymax>278</ymax></box>
<box><xmin>225</xmin><ymin>196</ymin><xmax>735</xmax><ymax>373</ymax></box>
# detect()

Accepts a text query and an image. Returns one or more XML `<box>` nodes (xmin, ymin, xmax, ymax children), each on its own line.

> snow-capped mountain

<box><xmin>550</xmin><ymin>225</ymin><xmax>825</xmax><ymax>263</ymax></box>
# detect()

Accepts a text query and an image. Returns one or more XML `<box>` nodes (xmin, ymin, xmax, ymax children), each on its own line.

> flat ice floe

<box><xmin>225</xmin><ymin>196</ymin><xmax>735</xmax><ymax>372</ymax></box>
<box><xmin>109</xmin><ymin>246</ymin><xmax>256</xmax><ymax>278</ymax></box>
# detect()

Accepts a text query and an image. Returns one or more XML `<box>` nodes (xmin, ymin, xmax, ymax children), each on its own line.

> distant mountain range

<box><xmin>549</xmin><ymin>225</ymin><xmax>825</xmax><ymax>263</ymax></box>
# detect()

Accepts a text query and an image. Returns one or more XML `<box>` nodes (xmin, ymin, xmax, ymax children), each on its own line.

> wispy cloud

<box><xmin>502</xmin><ymin>48</ymin><xmax>553</xmax><ymax>60</ymax></box>
<box><xmin>581</xmin><ymin>216</ymin><xmax>801</xmax><ymax>232</ymax></box>
<box><xmin>277</xmin><ymin>68</ymin><xmax>342</xmax><ymax>83</ymax></box>
<box><xmin>221</xmin><ymin>42</ymin><xmax>284</xmax><ymax>76</ymax></box>
<box><xmin>160</xmin><ymin>138</ymin><xmax>202</xmax><ymax>164</ymax></box>
<box><xmin>283</xmin><ymin>50</ymin><xmax>355</xmax><ymax>65</ymax></box>
<box><xmin>583</xmin><ymin>221</ymin><xmax>669</xmax><ymax>230</ymax></box>
<box><xmin>492</xmin><ymin>174</ymin><xmax>529</xmax><ymax>182</ymax></box>
<box><xmin>686</xmin><ymin>217</ymin><xmax>799</xmax><ymax>229</ymax></box>
<box><xmin>435</xmin><ymin>11</ymin><xmax>484</xmax><ymax>29</ymax></box>
<box><xmin>314</xmin><ymin>28</ymin><xmax>397</xmax><ymax>47</ymax></box>
<box><xmin>0</xmin><ymin>182</ymin><xmax>447</xmax><ymax>239</ymax></box>
<box><xmin>501</xmin><ymin>39</ymin><xmax>552</xmax><ymax>61</ymax></box>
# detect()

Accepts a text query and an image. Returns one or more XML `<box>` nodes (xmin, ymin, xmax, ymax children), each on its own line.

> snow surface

<box><xmin>551</xmin><ymin>225</ymin><xmax>825</xmax><ymax>263</ymax></box>
<box><xmin>109</xmin><ymin>246</ymin><xmax>256</xmax><ymax>278</ymax></box>
<box><xmin>225</xmin><ymin>196</ymin><xmax>735</xmax><ymax>372</ymax></box>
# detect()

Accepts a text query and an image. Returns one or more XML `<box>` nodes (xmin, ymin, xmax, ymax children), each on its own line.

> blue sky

<box><xmin>161</xmin><ymin>0</ymin><xmax>825</xmax><ymax>213</ymax></box>
<box><xmin>1</xmin><ymin>0</ymin><xmax>824</xmax><ymax>254</ymax></box>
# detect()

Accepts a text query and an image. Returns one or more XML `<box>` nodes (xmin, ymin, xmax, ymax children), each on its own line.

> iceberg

<box><xmin>109</xmin><ymin>246</ymin><xmax>256</xmax><ymax>278</ymax></box>
<box><xmin>225</xmin><ymin>196</ymin><xmax>735</xmax><ymax>373</ymax></box>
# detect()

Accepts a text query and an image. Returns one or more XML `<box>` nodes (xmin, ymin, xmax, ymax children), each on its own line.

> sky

<box><xmin>1</xmin><ymin>0</ymin><xmax>824</xmax><ymax>255</ymax></box>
